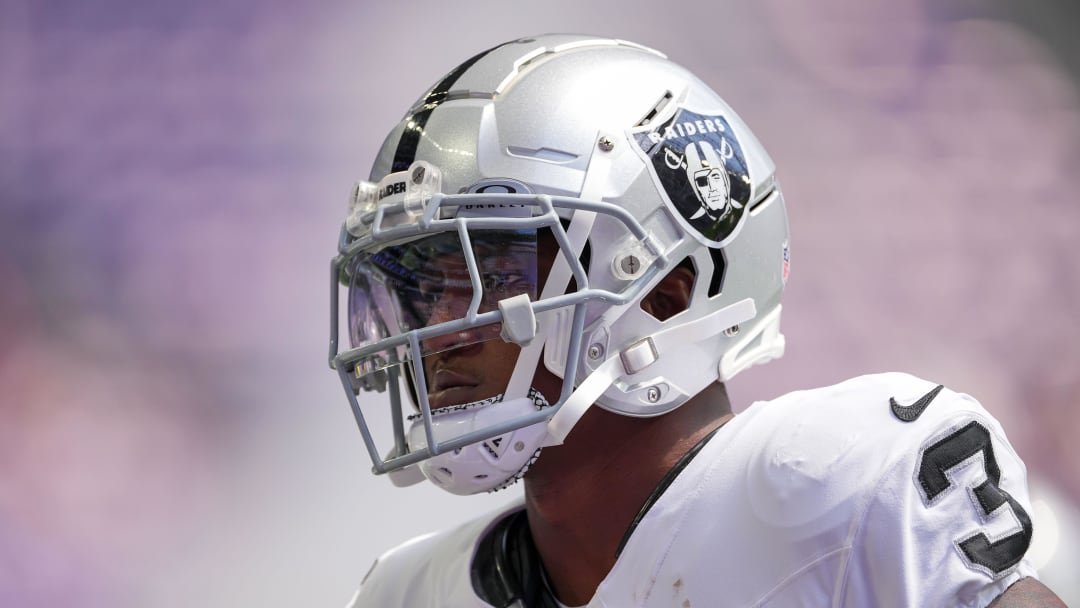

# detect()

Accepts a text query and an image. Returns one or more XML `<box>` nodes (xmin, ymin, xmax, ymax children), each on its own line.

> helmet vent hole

<box><xmin>747</xmin><ymin>186</ymin><xmax>778</xmax><ymax>215</ymax></box>
<box><xmin>473</xmin><ymin>474</ymin><xmax>489</xmax><ymax>480</ymax></box>
<box><xmin>707</xmin><ymin>247</ymin><xmax>727</xmax><ymax>298</ymax></box>
<box><xmin>640</xmin><ymin>257</ymin><xmax>696</xmax><ymax>322</ymax></box>
<box><xmin>635</xmin><ymin>91</ymin><xmax>674</xmax><ymax>127</ymax></box>
<box><xmin>506</xmin><ymin>145</ymin><xmax>579</xmax><ymax>163</ymax></box>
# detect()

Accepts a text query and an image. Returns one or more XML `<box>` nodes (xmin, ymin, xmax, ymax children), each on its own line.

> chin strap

<box><xmin>545</xmin><ymin>297</ymin><xmax>757</xmax><ymax>445</ymax></box>
<box><xmin>543</xmin><ymin>354</ymin><xmax>622</xmax><ymax>446</ymax></box>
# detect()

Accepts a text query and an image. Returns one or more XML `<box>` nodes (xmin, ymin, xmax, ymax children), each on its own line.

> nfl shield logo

<box><xmin>782</xmin><ymin>240</ymin><xmax>790</xmax><ymax>284</ymax></box>
<box><xmin>629</xmin><ymin>107</ymin><xmax>752</xmax><ymax>247</ymax></box>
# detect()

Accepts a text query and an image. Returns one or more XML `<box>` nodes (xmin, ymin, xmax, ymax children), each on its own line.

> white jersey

<box><xmin>349</xmin><ymin>373</ymin><xmax>1039</xmax><ymax>608</ymax></box>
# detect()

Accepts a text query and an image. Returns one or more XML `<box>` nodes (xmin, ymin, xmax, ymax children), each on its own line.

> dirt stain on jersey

<box><xmin>673</xmin><ymin>577</ymin><xmax>690</xmax><ymax>606</ymax></box>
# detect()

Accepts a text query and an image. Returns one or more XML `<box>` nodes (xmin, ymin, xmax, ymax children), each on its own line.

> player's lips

<box><xmin>427</xmin><ymin>369</ymin><xmax>480</xmax><ymax>407</ymax></box>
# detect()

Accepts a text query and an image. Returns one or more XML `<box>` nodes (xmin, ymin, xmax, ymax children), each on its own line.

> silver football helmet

<box><xmin>329</xmin><ymin>34</ymin><xmax>789</xmax><ymax>494</ymax></box>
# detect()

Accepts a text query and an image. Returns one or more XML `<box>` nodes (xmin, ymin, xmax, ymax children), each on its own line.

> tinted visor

<box><xmin>346</xmin><ymin>229</ymin><xmax>537</xmax><ymax>379</ymax></box>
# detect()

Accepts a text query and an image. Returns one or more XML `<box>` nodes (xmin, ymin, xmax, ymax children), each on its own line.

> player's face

<box><xmin>420</xmin><ymin>275</ymin><xmax>523</xmax><ymax>409</ymax></box>
<box><xmin>419</xmin><ymin>231</ymin><xmax>562</xmax><ymax>410</ymax></box>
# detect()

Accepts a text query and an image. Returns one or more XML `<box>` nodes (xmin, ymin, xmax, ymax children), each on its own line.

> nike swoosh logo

<box><xmin>890</xmin><ymin>384</ymin><xmax>944</xmax><ymax>422</ymax></box>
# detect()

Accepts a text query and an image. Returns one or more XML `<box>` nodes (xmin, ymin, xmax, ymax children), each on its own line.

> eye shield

<box><xmin>346</xmin><ymin>229</ymin><xmax>538</xmax><ymax>381</ymax></box>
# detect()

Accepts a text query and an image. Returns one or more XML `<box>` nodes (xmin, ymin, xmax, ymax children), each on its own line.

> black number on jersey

<box><xmin>916</xmin><ymin>421</ymin><xmax>1033</xmax><ymax>577</ymax></box>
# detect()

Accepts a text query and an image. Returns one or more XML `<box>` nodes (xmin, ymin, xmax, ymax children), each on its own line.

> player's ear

<box><xmin>640</xmin><ymin>260</ymin><xmax>694</xmax><ymax>322</ymax></box>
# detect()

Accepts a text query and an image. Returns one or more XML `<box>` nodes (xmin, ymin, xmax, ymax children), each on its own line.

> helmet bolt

<box><xmin>620</xmin><ymin>255</ymin><xmax>641</xmax><ymax>275</ymax></box>
<box><xmin>598</xmin><ymin>136</ymin><xmax>615</xmax><ymax>152</ymax></box>
<box><xmin>412</xmin><ymin>166</ymin><xmax>426</xmax><ymax>184</ymax></box>
<box><xmin>646</xmin><ymin>386</ymin><xmax>661</xmax><ymax>403</ymax></box>
<box><xmin>514</xmin><ymin>441</ymin><xmax>525</xmax><ymax>452</ymax></box>
<box><xmin>724</xmin><ymin>324</ymin><xmax>740</xmax><ymax>337</ymax></box>
<box><xmin>588</xmin><ymin>344</ymin><xmax>604</xmax><ymax>360</ymax></box>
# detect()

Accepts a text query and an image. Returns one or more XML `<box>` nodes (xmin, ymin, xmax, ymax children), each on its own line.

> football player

<box><xmin>328</xmin><ymin>34</ymin><xmax>1064</xmax><ymax>607</ymax></box>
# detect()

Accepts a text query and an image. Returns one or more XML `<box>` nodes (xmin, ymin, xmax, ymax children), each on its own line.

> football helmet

<box><xmin>329</xmin><ymin>34</ymin><xmax>789</xmax><ymax>494</ymax></box>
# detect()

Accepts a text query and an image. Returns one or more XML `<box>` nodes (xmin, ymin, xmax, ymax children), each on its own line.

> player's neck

<box><xmin>522</xmin><ymin>383</ymin><xmax>733</xmax><ymax>606</ymax></box>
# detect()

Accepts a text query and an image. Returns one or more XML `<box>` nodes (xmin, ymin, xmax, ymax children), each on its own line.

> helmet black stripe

<box><xmin>391</xmin><ymin>42</ymin><xmax>508</xmax><ymax>173</ymax></box>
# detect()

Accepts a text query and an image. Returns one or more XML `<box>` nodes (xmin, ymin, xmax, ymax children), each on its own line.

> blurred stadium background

<box><xmin>2</xmin><ymin>0</ymin><xmax>1078</xmax><ymax>605</ymax></box>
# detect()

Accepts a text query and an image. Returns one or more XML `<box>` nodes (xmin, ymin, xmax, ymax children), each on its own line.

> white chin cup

<box><xmin>407</xmin><ymin>391</ymin><xmax>550</xmax><ymax>495</ymax></box>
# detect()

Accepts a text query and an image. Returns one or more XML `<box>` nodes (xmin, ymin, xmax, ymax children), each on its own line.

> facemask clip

<box><xmin>498</xmin><ymin>293</ymin><xmax>537</xmax><ymax>346</ymax></box>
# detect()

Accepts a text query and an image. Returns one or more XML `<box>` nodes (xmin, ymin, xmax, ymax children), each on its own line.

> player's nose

<box><xmin>420</xmin><ymin>290</ymin><xmax>478</xmax><ymax>352</ymax></box>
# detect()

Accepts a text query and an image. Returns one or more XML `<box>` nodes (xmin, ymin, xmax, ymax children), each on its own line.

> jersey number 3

<box><xmin>916</xmin><ymin>421</ymin><xmax>1033</xmax><ymax>577</ymax></box>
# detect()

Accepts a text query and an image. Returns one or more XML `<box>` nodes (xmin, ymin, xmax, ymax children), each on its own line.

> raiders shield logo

<box><xmin>630</xmin><ymin>108</ymin><xmax>751</xmax><ymax>247</ymax></box>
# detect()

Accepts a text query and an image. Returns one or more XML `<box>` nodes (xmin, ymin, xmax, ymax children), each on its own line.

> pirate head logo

<box><xmin>631</xmin><ymin>107</ymin><xmax>751</xmax><ymax>247</ymax></box>
<box><xmin>685</xmin><ymin>141</ymin><xmax>732</xmax><ymax>220</ymax></box>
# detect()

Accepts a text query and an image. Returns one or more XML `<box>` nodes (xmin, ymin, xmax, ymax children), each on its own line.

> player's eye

<box><xmin>414</xmin><ymin>276</ymin><xmax>442</xmax><ymax>303</ymax></box>
<box><xmin>483</xmin><ymin>273</ymin><xmax>527</xmax><ymax>294</ymax></box>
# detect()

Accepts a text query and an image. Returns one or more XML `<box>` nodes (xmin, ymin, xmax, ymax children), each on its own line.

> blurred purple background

<box><xmin>2</xmin><ymin>0</ymin><xmax>1079</xmax><ymax>606</ymax></box>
